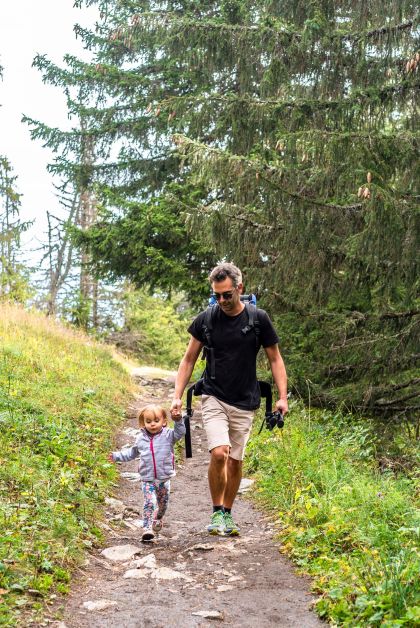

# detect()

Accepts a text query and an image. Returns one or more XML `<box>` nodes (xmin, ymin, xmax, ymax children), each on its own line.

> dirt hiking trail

<box><xmin>50</xmin><ymin>368</ymin><xmax>323</xmax><ymax>627</ymax></box>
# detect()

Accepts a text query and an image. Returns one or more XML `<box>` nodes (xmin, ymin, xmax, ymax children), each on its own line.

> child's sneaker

<box><xmin>142</xmin><ymin>528</ymin><xmax>155</xmax><ymax>542</ymax></box>
<box><xmin>152</xmin><ymin>517</ymin><xmax>163</xmax><ymax>533</ymax></box>
<box><xmin>207</xmin><ymin>510</ymin><xmax>225</xmax><ymax>535</ymax></box>
<box><xmin>223</xmin><ymin>511</ymin><xmax>240</xmax><ymax>536</ymax></box>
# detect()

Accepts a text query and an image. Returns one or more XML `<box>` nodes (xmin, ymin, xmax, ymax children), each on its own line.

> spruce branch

<box><xmin>359</xmin><ymin>19</ymin><xmax>416</xmax><ymax>41</ymax></box>
<box><xmin>375</xmin><ymin>391</ymin><xmax>420</xmax><ymax>407</ymax></box>
<box><xmin>294</xmin><ymin>309</ymin><xmax>420</xmax><ymax>321</ymax></box>
<box><xmin>159</xmin><ymin>81</ymin><xmax>420</xmax><ymax>115</ymax></box>
<box><xmin>376</xmin><ymin>404</ymin><xmax>420</xmax><ymax>412</ymax></box>
<box><xmin>169</xmin><ymin>194</ymin><xmax>278</xmax><ymax>232</ymax></box>
<box><xmin>121</xmin><ymin>11</ymin><xmax>417</xmax><ymax>45</ymax></box>
<box><xmin>173</xmin><ymin>135</ymin><xmax>364</xmax><ymax>212</ymax></box>
<box><xmin>331</xmin><ymin>321</ymin><xmax>418</xmax><ymax>350</ymax></box>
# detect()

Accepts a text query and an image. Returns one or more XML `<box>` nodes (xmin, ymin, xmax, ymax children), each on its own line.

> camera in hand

<box><xmin>266</xmin><ymin>410</ymin><xmax>284</xmax><ymax>431</ymax></box>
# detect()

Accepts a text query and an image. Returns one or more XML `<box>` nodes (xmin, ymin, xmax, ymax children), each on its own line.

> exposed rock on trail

<box><xmin>50</xmin><ymin>371</ymin><xmax>322</xmax><ymax>627</ymax></box>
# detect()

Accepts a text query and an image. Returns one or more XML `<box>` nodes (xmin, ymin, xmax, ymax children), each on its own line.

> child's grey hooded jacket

<box><xmin>111</xmin><ymin>419</ymin><xmax>186</xmax><ymax>481</ymax></box>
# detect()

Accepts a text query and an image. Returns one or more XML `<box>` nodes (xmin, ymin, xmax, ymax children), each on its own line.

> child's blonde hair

<box><xmin>138</xmin><ymin>404</ymin><xmax>167</xmax><ymax>428</ymax></box>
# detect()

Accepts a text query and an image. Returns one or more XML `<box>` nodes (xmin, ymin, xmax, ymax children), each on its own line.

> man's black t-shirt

<box><xmin>188</xmin><ymin>306</ymin><xmax>279</xmax><ymax>410</ymax></box>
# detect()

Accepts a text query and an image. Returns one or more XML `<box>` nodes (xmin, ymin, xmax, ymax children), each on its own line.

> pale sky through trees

<box><xmin>0</xmin><ymin>1</ymin><xmax>98</xmax><ymax>260</ymax></box>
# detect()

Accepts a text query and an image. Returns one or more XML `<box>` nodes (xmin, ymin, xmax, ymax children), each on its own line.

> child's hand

<box><xmin>170</xmin><ymin>398</ymin><xmax>182</xmax><ymax>420</ymax></box>
<box><xmin>108</xmin><ymin>453</ymin><xmax>114</xmax><ymax>462</ymax></box>
<box><xmin>171</xmin><ymin>407</ymin><xmax>182</xmax><ymax>421</ymax></box>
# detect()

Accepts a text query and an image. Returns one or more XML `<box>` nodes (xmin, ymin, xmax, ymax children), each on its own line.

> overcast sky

<box><xmin>0</xmin><ymin>1</ymin><xmax>98</xmax><ymax>259</ymax></box>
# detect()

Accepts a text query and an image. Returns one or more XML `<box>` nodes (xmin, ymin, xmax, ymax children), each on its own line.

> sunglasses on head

<box><xmin>211</xmin><ymin>290</ymin><xmax>235</xmax><ymax>301</ymax></box>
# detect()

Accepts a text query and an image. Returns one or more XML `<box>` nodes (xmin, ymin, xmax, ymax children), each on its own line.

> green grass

<box><xmin>245</xmin><ymin>404</ymin><xmax>420</xmax><ymax>626</ymax></box>
<box><xmin>0</xmin><ymin>304</ymin><xmax>134</xmax><ymax>626</ymax></box>
<box><xmin>1</xmin><ymin>302</ymin><xmax>418</xmax><ymax>626</ymax></box>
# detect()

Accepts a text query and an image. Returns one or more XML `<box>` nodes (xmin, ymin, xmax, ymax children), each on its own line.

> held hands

<box><xmin>275</xmin><ymin>398</ymin><xmax>288</xmax><ymax>416</ymax></box>
<box><xmin>170</xmin><ymin>398</ymin><xmax>182</xmax><ymax>421</ymax></box>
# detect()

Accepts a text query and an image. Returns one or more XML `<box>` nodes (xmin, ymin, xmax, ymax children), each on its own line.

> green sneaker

<box><xmin>207</xmin><ymin>510</ymin><xmax>226</xmax><ymax>535</ymax></box>
<box><xmin>224</xmin><ymin>511</ymin><xmax>240</xmax><ymax>536</ymax></box>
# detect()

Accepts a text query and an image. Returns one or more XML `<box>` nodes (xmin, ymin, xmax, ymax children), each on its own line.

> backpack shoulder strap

<box><xmin>202</xmin><ymin>305</ymin><xmax>217</xmax><ymax>380</ymax></box>
<box><xmin>202</xmin><ymin>304</ymin><xmax>216</xmax><ymax>343</ymax></box>
<box><xmin>253</xmin><ymin>305</ymin><xmax>261</xmax><ymax>347</ymax></box>
<box><xmin>241</xmin><ymin>303</ymin><xmax>261</xmax><ymax>349</ymax></box>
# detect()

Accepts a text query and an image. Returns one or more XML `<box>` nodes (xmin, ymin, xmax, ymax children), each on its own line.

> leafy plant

<box><xmin>245</xmin><ymin>402</ymin><xmax>420</xmax><ymax>625</ymax></box>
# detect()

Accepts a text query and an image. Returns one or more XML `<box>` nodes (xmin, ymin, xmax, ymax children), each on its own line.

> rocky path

<box><xmin>51</xmin><ymin>368</ymin><xmax>323</xmax><ymax>627</ymax></box>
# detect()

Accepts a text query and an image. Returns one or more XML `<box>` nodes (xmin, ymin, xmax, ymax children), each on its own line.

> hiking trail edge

<box><xmin>49</xmin><ymin>367</ymin><xmax>323</xmax><ymax>627</ymax></box>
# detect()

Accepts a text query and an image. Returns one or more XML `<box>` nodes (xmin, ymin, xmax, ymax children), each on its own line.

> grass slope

<box><xmin>0</xmin><ymin>304</ymin><xmax>134</xmax><ymax>625</ymax></box>
<box><xmin>246</xmin><ymin>404</ymin><xmax>419</xmax><ymax>626</ymax></box>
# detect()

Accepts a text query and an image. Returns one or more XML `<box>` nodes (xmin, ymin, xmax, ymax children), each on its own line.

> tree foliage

<box><xmin>27</xmin><ymin>1</ymin><xmax>419</xmax><ymax>424</ymax></box>
<box><xmin>0</xmin><ymin>157</ymin><xmax>32</xmax><ymax>302</ymax></box>
<box><xmin>107</xmin><ymin>287</ymin><xmax>191</xmax><ymax>368</ymax></box>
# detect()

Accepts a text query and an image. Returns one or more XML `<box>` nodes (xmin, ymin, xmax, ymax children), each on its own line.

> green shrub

<box><xmin>116</xmin><ymin>289</ymin><xmax>191</xmax><ymax>369</ymax></box>
<box><xmin>246</xmin><ymin>403</ymin><xmax>419</xmax><ymax>626</ymax></box>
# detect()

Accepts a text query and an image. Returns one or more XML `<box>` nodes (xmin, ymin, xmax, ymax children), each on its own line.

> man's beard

<box><xmin>220</xmin><ymin>301</ymin><xmax>235</xmax><ymax>312</ymax></box>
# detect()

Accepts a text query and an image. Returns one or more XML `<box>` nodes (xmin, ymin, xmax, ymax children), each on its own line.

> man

<box><xmin>170</xmin><ymin>263</ymin><xmax>288</xmax><ymax>536</ymax></box>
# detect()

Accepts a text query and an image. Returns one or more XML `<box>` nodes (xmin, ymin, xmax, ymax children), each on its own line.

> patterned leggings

<box><xmin>141</xmin><ymin>480</ymin><xmax>170</xmax><ymax>530</ymax></box>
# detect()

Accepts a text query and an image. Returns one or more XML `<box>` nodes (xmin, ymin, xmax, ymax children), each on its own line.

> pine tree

<box><xmin>0</xmin><ymin>157</ymin><xmax>32</xmax><ymax>302</ymax></box>
<box><xmin>37</xmin><ymin>179</ymin><xmax>123</xmax><ymax>330</ymax></box>
<box><xmin>24</xmin><ymin>3</ymin><xmax>218</xmax><ymax>300</ymax></box>
<box><xmin>27</xmin><ymin>1</ymin><xmax>419</xmax><ymax>425</ymax></box>
<box><xmin>39</xmin><ymin>181</ymin><xmax>79</xmax><ymax>316</ymax></box>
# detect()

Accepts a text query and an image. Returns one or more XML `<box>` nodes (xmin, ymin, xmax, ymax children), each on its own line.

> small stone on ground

<box><xmin>82</xmin><ymin>600</ymin><xmax>118</xmax><ymax>611</ymax></box>
<box><xmin>192</xmin><ymin>610</ymin><xmax>224</xmax><ymax>620</ymax></box>
<box><xmin>100</xmin><ymin>544</ymin><xmax>142</xmax><ymax>561</ymax></box>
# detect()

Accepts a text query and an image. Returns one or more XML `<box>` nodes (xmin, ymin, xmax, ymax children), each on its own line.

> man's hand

<box><xmin>171</xmin><ymin>337</ymin><xmax>202</xmax><ymax>420</ymax></box>
<box><xmin>275</xmin><ymin>398</ymin><xmax>288</xmax><ymax>416</ymax></box>
<box><xmin>170</xmin><ymin>398</ymin><xmax>182</xmax><ymax>419</ymax></box>
<box><xmin>264</xmin><ymin>345</ymin><xmax>288</xmax><ymax>416</ymax></box>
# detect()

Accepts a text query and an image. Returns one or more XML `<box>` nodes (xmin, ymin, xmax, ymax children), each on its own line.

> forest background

<box><xmin>0</xmin><ymin>0</ymin><xmax>419</xmax><ymax>626</ymax></box>
<box><xmin>20</xmin><ymin>0</ymin><xmax>420</xmax><ymax>426</ymax></box>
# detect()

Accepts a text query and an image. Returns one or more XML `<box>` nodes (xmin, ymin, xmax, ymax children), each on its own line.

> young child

<box><xmin>109</xmin><ymin>404</ymin><xmax>186</xmax><ymax>542</ymax></box>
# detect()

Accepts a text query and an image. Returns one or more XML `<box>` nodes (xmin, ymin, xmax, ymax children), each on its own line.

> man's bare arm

<box><xmin>264</xmin><ymin>344</ymin><xmax>288</xmax><ymax>415</ymax></box>
<box><xmin>170</xmin><ymin>336</ymin><xmax>203</xmax><ymax>417</ymax></box>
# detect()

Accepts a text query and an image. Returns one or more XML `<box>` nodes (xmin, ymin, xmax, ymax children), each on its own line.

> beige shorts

<box><xmin>201</xmin><ymin>395</ymin><xmax>254</xmax><ymax>461</ymax></box>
